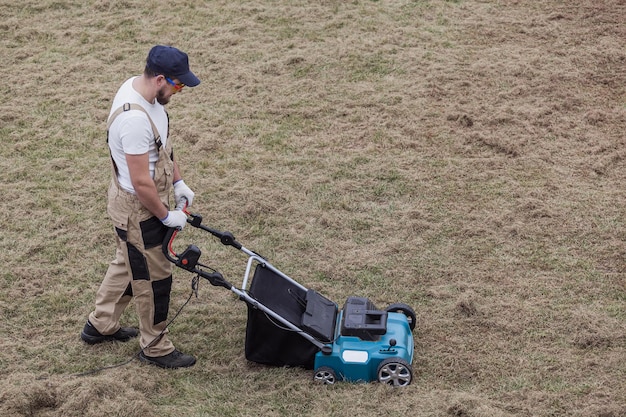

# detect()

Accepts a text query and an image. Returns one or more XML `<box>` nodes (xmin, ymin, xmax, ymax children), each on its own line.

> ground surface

<box><xmin>0</xmin><ymin>1</ymin><xmax>625</xmax><ymax>416</ymax></box>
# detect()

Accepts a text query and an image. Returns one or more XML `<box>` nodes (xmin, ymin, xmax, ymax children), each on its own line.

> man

<box><xmin>81</xmin><ymin>45</ymin><xmax>200</xmax><ymax>369</ymax></box>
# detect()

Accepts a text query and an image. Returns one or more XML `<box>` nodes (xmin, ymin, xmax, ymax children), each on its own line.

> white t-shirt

<box><xmin>107</xmin><ymin>77</ymin><xmax>169</xmax><ymax>193</ymax></box>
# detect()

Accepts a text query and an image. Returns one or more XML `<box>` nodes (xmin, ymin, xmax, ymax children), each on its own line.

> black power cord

<box><xmin>74</xmin><ymin>275</ymin><xmax>201</xmax><ymax>377</ymax></box>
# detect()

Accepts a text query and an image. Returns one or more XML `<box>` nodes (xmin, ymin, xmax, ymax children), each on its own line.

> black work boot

<box><xmin>80</xmin><ymin>321</ymin><xmax>139</xmax><ymax>345</ymax></box>
<box><xmin>139</xmin><ymin>349</ymin><xmax>196</xmax><ymax>369</ymax></box>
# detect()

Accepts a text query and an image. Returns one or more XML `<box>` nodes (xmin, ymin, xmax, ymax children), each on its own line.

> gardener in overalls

<box><xmin>81</xmin><ymin>45</ymin><xmax>200</xmax><ymax>369</ymax></box>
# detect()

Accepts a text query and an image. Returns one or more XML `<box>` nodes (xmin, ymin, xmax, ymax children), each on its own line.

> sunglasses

<box><xmin>164</xmin><ymin>76</ymin><xmax>185</xmax><ymax>92</ymax></box>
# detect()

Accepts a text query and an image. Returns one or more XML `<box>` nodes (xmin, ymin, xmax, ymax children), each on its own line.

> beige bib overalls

<box><xmin>88</xmin><ymin>103</ymin><xmax>176</xmax><ymax>357</ymax></box>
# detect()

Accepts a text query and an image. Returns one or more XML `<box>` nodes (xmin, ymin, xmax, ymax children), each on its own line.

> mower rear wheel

<box><xmin>377</xmin><ymin>358</ymin><xmax>413</xmax><ymax>387</ymax></box>
<box><xmin>386</xmin><ymin>303</ymin><xmax>416</xmax><ymax>330</ymax></box>
<box><xmin>313</xmin><ymin>366</ymin><xmax>337</xmax><ymax>385</ymax></box>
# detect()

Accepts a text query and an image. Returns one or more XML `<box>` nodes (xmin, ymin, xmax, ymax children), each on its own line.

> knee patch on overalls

<box><xmin>126</xmin><ymin>242</ymin><xmax>150</xmax><ymax>281</ymax></box>
<box><xmin>152</xmin><ymin>276</ymin><xmax>173</xmax><ymax>325</ymax></box>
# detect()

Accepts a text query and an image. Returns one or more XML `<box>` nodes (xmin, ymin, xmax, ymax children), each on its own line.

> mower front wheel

<box><xmin>313</xmin><ymin>366</ymin><xmax>337</xmax><ymax>385</ymax></box>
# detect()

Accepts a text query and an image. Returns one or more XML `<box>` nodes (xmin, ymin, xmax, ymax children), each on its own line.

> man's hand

<box><xmin>173</xmin><ymin>180</ymin><xmax>195</xmax><ymax>207</ymax></box>
<box><xmin>160</xmin><ymin>210</ymin><xmax>188</xmax><ymax>229</ymax></box>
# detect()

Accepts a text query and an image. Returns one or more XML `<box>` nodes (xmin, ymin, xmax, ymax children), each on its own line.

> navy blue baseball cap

<box><xmin>146</xmin><ymin>45</ymin><xmax>200</xmax><ymax>87</ymax></box>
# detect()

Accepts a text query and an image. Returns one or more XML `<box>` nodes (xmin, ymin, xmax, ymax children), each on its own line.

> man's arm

<box><xmin>172</xmin><ymin>159</ymin><xmax>182</xmax><ymax>184</ymax></box>
<box><xmin>126</xmin><ymin>153</ymin><xmax>169</xmax><ymax>220</ymax></box>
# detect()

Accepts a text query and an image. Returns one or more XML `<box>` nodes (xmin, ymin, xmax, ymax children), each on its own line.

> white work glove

<box><xmin>173</xmin><ymin>180</ymin><xmax>194</xmax><ymax>207</ymax></box>
<box><xmin>160</xmin><ymin>210</ymin><xmax>188</xmax><ymax>229</ymax></box>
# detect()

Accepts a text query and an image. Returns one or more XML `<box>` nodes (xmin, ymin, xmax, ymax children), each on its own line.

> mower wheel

<box><xmin>377</xmin><ymin>358</ymin><xmax>413</xmax><ymax>387</ymax></box>
<box><xmin>386</xmin><ymin>303</ymin><xmax>416</xmax><ymax>330</ymax></box>
<box><xmin>313</xmin><ymin>366</ymin><xmax>337</xmax><ymax>385</ymax></box>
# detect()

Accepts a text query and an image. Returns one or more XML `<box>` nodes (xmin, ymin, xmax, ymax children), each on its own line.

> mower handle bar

<box><xmin>174</xmin><ymin>196</ymin><xmax>243</xmax><ymax>250</ymax></box>
<box><xmin>162</xmin><ymin>198</ymin><xmax>262</xmax><ymax>289</ymax></box>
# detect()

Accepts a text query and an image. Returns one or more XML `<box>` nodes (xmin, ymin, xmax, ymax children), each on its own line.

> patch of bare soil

<box><xmin>0</xmin><ymin>372</ymin><xmax>157</xmax><ymax>417</ymax></box>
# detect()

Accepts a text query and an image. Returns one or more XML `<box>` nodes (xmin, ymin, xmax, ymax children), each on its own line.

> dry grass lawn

<box><xmin>1</xmin><ymin>0</ymin><xmax>625</xmax><ymax>416</ymax></box>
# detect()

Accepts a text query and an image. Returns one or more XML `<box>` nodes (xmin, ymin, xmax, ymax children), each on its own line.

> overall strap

<box><xmin>107</xmin><ymin>102</ymin><xmax>163</xmax><ymax>150</ymax></box>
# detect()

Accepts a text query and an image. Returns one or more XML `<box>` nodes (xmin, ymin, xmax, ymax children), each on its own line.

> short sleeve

<box><xmin>118</xmin><ymin>112</ymin><xmax>153</xmax><ymax>155</ymax></box>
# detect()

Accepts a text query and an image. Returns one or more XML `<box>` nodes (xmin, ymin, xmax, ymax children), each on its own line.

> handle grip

<box><xmin>175</xmin><ymin>196</ymin><xmax>189</xmax><ymax>212</ymax></box>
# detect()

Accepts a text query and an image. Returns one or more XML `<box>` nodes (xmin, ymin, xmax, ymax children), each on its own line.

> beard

<box><xmin>156</xmin><ymin>86</ymin><xmax>171</xmax><ymax>105</ymax></box>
